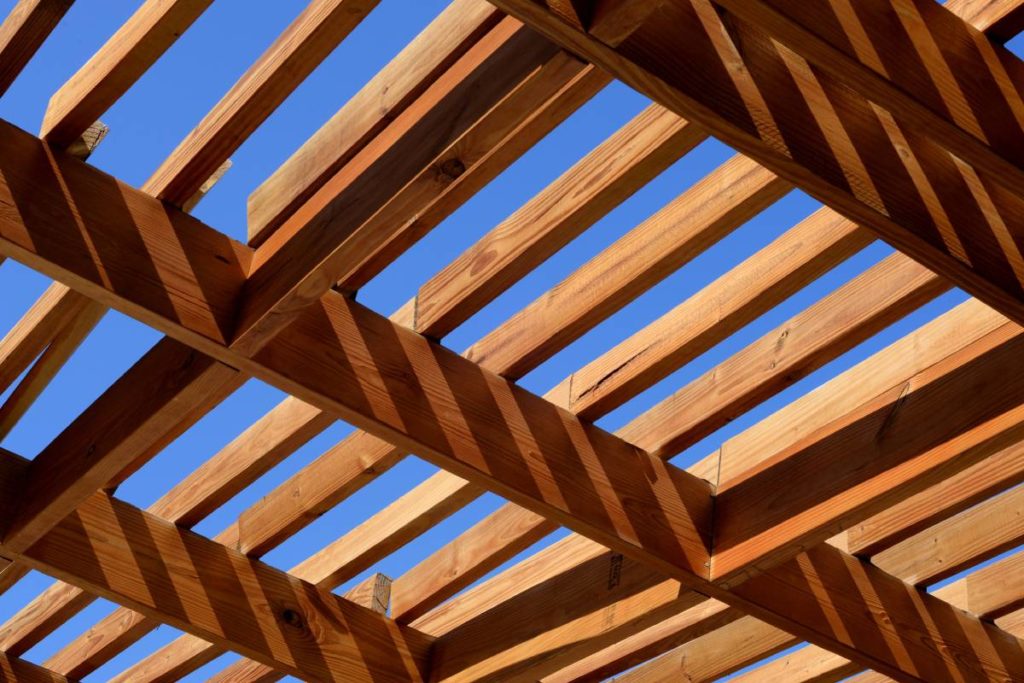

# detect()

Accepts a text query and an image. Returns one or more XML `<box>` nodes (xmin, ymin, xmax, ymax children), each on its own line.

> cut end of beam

<box><xmin>64</xmin><ymin>120</ymin><xmax>108</xmax><ymax>160</ymax></box>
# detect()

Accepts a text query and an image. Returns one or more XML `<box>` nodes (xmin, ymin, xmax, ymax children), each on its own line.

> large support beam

<box><xmin>0</xmin><ymin>115</ymin><xmax>715</xmax><ymax>581</ymax></box>
<box><xmin>488</xmin><ymin>0</ymin><xmax>1024</xmax><ymax>328</ymax></box>
<box><xmin>0</xmin><ymin>450</ymin><xmax>432</xmax><ymax>683</ymax></box>
<box><xmin>4</xmin><ymin>111</ymin><xmax>1024</xmax><ymax>681</ymax></box>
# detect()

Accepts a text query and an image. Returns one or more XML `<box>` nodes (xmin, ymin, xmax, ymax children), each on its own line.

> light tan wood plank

<box><xmin>142</xmin><ymin>0</ymin><xmax>380</xmax><ymax>206</ymax></box>
<box><xmin>0</xmin><ymin>0</ymin><xmax>72</xmax><ymax>96</ymax></box>
<box><xmin>41</xmin><ymin>0</ymin><xmax>213</xmax><ymax>147</ymax></box>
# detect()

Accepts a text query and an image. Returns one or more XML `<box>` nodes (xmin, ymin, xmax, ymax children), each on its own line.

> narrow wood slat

<box><xmin>871</xmin><ymin>485</ymin><xmax>1024</xmax><ymax>588</ymax></box>
<box><xmin>41</xmin><ymin>0</ymin><xmax>213</xmax><ymax>146</ymax></box>
<box><xmin>0</xmin><ymin>282</ymin><xmax>97</xmax><ymax>395</ymax></box>
<box><xmin>142</xmin><ymin>0</ymin><xmax>380</xmax><ymax>206</ymax></box>
<box><xmin>464</xmin><ymin>153</ymin><xmax>789</xmax><ymax>378</ymax></box>
<box><xmin>0</xmin><ymin>0</ymin><xmax>72</xmax><ymax>96</ymax></box>
<box><xmin>0</xmin><ymin>298</ymin><xmax>105</xmax><ymax>440</ymax></box>
<box><xmin>246</xmin><ymin>0</ymin><xmax>504</xmax><ymax>245</ymax></box>
<box><xmin>413</xmin><ymin>103</ymin><xmax>704</xmax><ymax>339</ymax></box>
<box><xmin>554</xmin><ymin>209</ymin><xmax>873</xmax><ymax>422</ymax></box>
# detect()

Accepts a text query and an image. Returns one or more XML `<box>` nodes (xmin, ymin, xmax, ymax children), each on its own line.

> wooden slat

<box><xmin>464</xmin><ymin>153</ymin><xmax>788</xmax><ymax>378</ymax></box>
<box><xmin>845</xmin><ymin>442</ymin><xmax>1024</xmax><ymax>557</ymax></box>
<box><xmin>491</xmin><ymin>0</ymin><xmax>1024</xmax><ymax>329</ymax></box>
<box><xmin>871</xmin><ymin>485</ymin><xmax>1024</xmax><ymax>588</ymax></box>
<box><xmin>0</xmin><ymin>298</ymin><xmax>104</xmax><ymax>440</ymax></box>
<box><xmin>0</xmin><ymin>0</ymin><xmax>72</xmax><ymax>96</ymax></box>
<box><xmin>246</xmin><ymin>0</ymin><xmax>504</xmax><ymax>245</ymax></box>
<box><xmin>413</xmin><ymin>102</ymin><xmax>705</xmax><ymax>338</ymax></box>
<box><xmin>142</xmin><ymin>0</ymin><xmax>380</xmax><ymax>206</ymax></box>
<box><xmin>617</xmin><ymin>252</ymin><xmax>947</xmax><ymax>460</ymax></box>
<box><xmin>40</xmin><ymin>0</ymin><xmax>213</xmax><ymax>146</ymax></box>
<box><xmin>232</xmin><ymin>18</ymin><xmax>587</xmax><ymax>354</ymax></box>
<box><xmin>421</xmin><ymin>536</ymin><xmax>706</xmax><ymax>683</ymax></box>
<box><xmin>552</xmin><ymin>208</ymin><xmax>873</xmax><ymax>422</ymax></box>
<box><xmin>612</xmin><ymin>615</ymin><xmax>795</xmax><ymax>683</ymax></box>
<box><xmin>0</xmin><ymin>282</ymin><xmax>97</xmax><ymax>395</ymax></box>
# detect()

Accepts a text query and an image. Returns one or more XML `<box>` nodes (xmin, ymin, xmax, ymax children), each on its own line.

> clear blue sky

<box><xmin>0</xmin><ymin>1</ymin><xmax>1020</xmax><ymax>681</ymax></box>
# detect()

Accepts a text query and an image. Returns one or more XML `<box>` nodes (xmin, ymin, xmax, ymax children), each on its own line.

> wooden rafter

<box><xmin>0</xmin><ymin>0</ymin><xmax>1023</xmax><ymax>680</ymax></box>
<box><xmin>491</xmin><ymin>0</ymin><xmax>1024</xmax><ymax>328</ymax></box>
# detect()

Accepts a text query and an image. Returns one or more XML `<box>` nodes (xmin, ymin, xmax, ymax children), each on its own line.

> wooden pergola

<box><xmin>0</xmin><ymin>0</ymin><xmax>1022</xmax><ymax>680</ymax></box>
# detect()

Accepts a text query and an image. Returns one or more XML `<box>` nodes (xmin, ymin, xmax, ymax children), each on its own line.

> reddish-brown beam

<box><xmin>0</xmin><ymin>337</ymin><xmax>243</xmax><ymax>555</ymax></box>
<box><xmin>491</xmin><ymin>0</ymin><xmax>1024</xmax><ymax>328</ymax></box>
<box><xmin>711</xmin><ymin>319</ymin><xmax>1024</xmax><ymax>583</ymax></box>
<box><xmin>0</xmin><ymin>451</ymin><xmax>433</xmax><ymax>683</ymax></box>
<box><xmin>0</xmin><ymin>115</ymin><xmax>716</xmax><ymax>583</ymax></box>
<box><xmin>0</xmin><ymin>0</ymin><xmax>72</xmax><ymax>96</ymax></box>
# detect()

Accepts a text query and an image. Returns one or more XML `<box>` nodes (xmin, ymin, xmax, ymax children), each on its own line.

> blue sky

<box><xmin>0</xmin><ymin>1</ymin><xmax>1020</xmax><ymax>681</ymax></box>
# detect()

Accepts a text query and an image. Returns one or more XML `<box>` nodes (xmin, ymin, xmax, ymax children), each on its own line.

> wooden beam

<box><xmin>0</xmin><ymin>455</ymin><xmax>434</xmax><ymax>682</ymax></box>
<box><xmin>0</xmin><ymin>396</ymin><xmax>332</xmax><ymax>672</ymax></box>
<box><xmin>0</xmin><ymin>0</ymin><xmax>72</xmax><ymax>96</ymax></box>
<box><xmin>142</xmin><ymin>0</ymin><xmax>380</xmax><ymax>206</ymax></box>
<box><xmin>727</xmin><ymin>551</ymin><xmax>1024</xmax><ymax>683</ymax></box>
<box><xmin>413</xmin><ymin>103</ymin><xmax>703</xmax><ymax>339</ymax></box>
<box><xmin>232</xmin><ymin>18</ymin><xmax>591</xmax><ymax>354</ymax></box>
<box><xmin>489</xmin><ymin>0</ymin><xmax>1024</xmax><ymax>329</ymax></box>
<box><xmin>712</xmin><ymin>317</ymin><xmax>1024</xmax><ymax>582</ymax></box>
<box><xmin>947</xmin><ymin>0</ymin><xmax>1024</xmax><ymax>43</ymax></box>
<box><xmin>40</xmin><ymin>0</ymin><xmax>213</xmax><ymax>147</ymax></box>
<box><xmin>8</xmin><ymin>108</ymin><xmax>1024</xmax><ymax>682</ymax></box>
<box><xmin>0</xmin><ymin>652</ymin><xmax>70</xmax><ymax>683</ymax></box>
<box><xmin>246</xmin><ymin>0</ymin><xmax>504</xmax><ymax>245</ymax></box>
